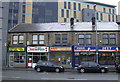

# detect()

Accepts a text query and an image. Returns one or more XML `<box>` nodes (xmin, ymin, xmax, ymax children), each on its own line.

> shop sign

<box><xmin>9</xmin><ymin>47</ymin><xmax>25</xmax><ymax>52</ymax></box>
<box><xmin>27</xmin><ymin>46</ymin><xmax>49</xmax><ymax>52</ymax></box>
<box><xmin>74</xmin><ymin>46</ymin><xmax>95</xmax><ymax>52</ymax></box>
<box><xmin>99</xmin><ymin>46</ymin><xmax>119</xmax><ymax>52</ymax></box>
<box><xmin>74</xmin><ymin>46</ymin><xmax>120</xmax><ymax>52</ymax></box>
<box><xmin>50</xmin><ymin>47</ymin><xmax>71</xmax><ymax>51</ymax></box>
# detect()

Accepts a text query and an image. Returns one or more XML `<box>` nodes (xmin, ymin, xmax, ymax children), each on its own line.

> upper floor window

<box><xmin>96</xmin><ymin>12</ymin><xmax>99</xmax><ymax>20</ymax></box>
<box><xmin>55</xmin><ymin>34</ymin><xmax>67</xmax><ymax>44</ymax></box>
<box><xmin>102</xmin><ymin>34</ymin><xmax>116</xmax><ymax>45</ymax></box>
<box><xmin>13</xmin><ymin>35</ymin><xmax>18</xmax><ymax>44</ymax></box>
<box><xmin>32</xmin><ymin>35</ymin><xmax>38</xmax><ymax>44</ymax></box>
<box><xmin>101</xmin><ymin>13</ymin><xmax>103</xmax><ymax>20</ymax></box>
<box><xmin>39</xmin><ymin>35</ymin><xmax>44</xmax><ymax>44</ymax></box>
<box><xmin>103</xmin><ymin>34</ymin><xmax>109</xmax><ymax>45</ymax></box>
<box><xmin>109</xmin><ymin>9</ymin><xmax>111</xmax><ymax>13</ymax></box>
<box><xmin>19</xmin><ymin>35</ymin><xmax>24</xmax><ymax>44</ymax></box>
<box><xmin>32</xmin><ymin>35</ymin><xmax>44</xmax><ymax>45</ymax></box>
<box><xmin>78</xmin><ymin>34</ymin><xmax>92</xmax><ymax>45</ymax></box>
<box><xmin>94</xmin><ymin>5</ymin><xmax>96</xmax><ymax>10</ymax></box>
<box><xmin>64</xmin><ymin>18</ymin><xmax>67</xmax><ymax>22</ymax></box>
<box><xmin>66</xmin><ymin>10</ymin><xmax>69</xmax><ymax>18</ymax></box>
<box><xmin>112</xmin><ymin>9</ymin><xmax>115</xmax><ymax>14</ymax></box>
<box><xmin>13</xmin><ymin>35</ymin><xmax>24</xmax><ymax>44</ymax></box>
<box><xmin>108</xmin><ymin>15</ymin><xmax>111</xmax><ymax>21</ymax></box>
<box><xmin>103</xmin><ymin>8</ymin><xmax>106</xmax><ymax>12</ymax></box>
<box><xmin>61</xmin><ymin>9</ymin><xmax>64</xmax><ymax>17</ymax></box>
<box><xmin>64</xmin><ymin>2</ymin><xmax>66</xmax><ymax>9</ymax></box>
<box><xmin>109</xmin><ymin>34</ymin><xmax>116</xmax><ymax>44</ymax></box>
<box><xmin>74</xmin><ymin>3</ymin><xmax>76</xmax><ymax>10</ymax></box>
<box><xmin>78</xmin><ymin>3</ymin><xmax>81</xmax><ymax>11</ymax></box>
<box><xmin>68</xmin><ymin>2</ymin><xmax>71</xmax><ymax>9</ymax></box>
<box><xmin>74</xmin><ymin>11</ymin><xmax>76</xmax><ymax>18</ymax></box>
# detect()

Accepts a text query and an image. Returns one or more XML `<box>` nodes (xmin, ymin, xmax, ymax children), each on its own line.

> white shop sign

<box><xmin>27</xmin><ymin>46</ymin><xmax>49</xmax><ymax>52</ymax></box>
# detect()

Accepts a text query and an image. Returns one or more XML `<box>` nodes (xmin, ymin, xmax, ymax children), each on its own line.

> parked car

<box><xmin>34</xmin><ymin>60</ymin><xmax>64</xmax><ymax>72</ymax></box>
<box><xmin>115</xmin><ymin>64</ymin><xmax>120</xmax><ymax>73</ymax></box>
<box><xmin>77</xmin><ymin>61</ymin><xmax>108</xmax><ymax>73</ymax></box>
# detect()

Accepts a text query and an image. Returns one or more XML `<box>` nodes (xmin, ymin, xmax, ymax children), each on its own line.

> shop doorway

<box><xmin>9</xmin><ymin>55</ymin><xmax>14</xmax><ymax>67</ymax></box>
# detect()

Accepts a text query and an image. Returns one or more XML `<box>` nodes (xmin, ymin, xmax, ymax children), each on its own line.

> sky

<box><xmin>88</xmin><ymin>0</ymin><xmax>120</xmax><ymax>14</ymax></box>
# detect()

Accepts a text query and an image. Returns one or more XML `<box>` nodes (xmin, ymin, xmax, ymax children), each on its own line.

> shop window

<box><xmin>39</xmin><ymin>35</ymin><xmax>44</xmax><ymax>44</ymax></box>
<box><xmin>14</xmin><ymin>53</ymin><xmax>25</xmax><ymax>63</ymax></box>
<box><xmin>32</xmin><ymin>35</ymin><xmax>38</xmax><ymax>44</ymax></box>
<box><xmin>99</xmin><ymin>53</ymin><xmax>115</xmax><ymax>65</ymax></box>
<box><xmin>13</xmin><ymin>35</ymin><xmax>18</xmax><ymax>44</ymax></box>
<box><xmin>19</xmin><ymin>35</ymin><xmax>24</xmax><ymax>44</ymax></box>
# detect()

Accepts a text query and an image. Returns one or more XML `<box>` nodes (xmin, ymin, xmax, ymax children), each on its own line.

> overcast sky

<box><xmin>88</xmin><ymin>0</ymin><xmax>120</xmax><ymax>14</ymax></box>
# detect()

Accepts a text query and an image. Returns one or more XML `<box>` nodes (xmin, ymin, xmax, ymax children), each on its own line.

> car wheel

<box><xmin>36</xmin><ymin>67</ymin><xmax>41</xmax><ymax>72</ymax></box>
<box><xmin>101</xmin><ymin>69</ymin><xmax>106</xmax><ymax>73</ymax></box>
<box><xmin>55</xmin><ymin>68</ymin><xmax>60</xmax><ymax>73</ymax></box>
<box><xmin>79</xmin><ymin>68</ymin><xmax>85</xmax><ymax>73</ymax></box>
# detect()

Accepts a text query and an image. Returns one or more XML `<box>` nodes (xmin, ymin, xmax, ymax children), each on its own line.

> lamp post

<box><xmin>92</xmin><ymin>8</ymin><xmax>98</xmax><ymax>63</ymax></box>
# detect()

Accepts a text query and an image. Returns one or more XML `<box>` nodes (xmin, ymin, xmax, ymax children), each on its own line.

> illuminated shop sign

<box><xmin>27</xmin><ymin>46</ymin><xmax>49</xmax><ymax>52</ymax></box>
<box><xmin>50</xmin><ymin>47</ymin><xmax>71</xmax><ymax>51</ymax></box>
<box><xmin>74</xmin><ymin>46</ymin><xmax>120</xmax><ymax>52</ymax></box>
<box><xmin>9</xmin><ymin>47</ymin><xmax>25</xmax><ymax>52</ymax></box>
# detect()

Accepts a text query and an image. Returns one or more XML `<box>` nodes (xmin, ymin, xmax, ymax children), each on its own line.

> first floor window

<box><xmin>32</xmin><ymin>35</ymin><xmax>38</xmax><ymax>44</ymax></box>
<box><xmin>13</xmin><ymin>35</ymin><xmax>18</xmax><ymax>44</ymax></box>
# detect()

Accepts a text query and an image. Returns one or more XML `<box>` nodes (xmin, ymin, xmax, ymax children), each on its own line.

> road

<box><xmin>2</xmin><ymin>69</ymin><xmax>120</xmax><ymax>80</ymax></box>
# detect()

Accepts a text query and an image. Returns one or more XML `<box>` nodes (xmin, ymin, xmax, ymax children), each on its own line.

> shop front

<box><xmin>8</xmin><ymin>47</ymin><xmax>26</xmax><ymax>67</ymax></box>
<box><xmin>27</xmin><ymin>46</ymin><xmax>49</xmax><ymax>68</ymax></box>
<box><xmin>72</xmin><ymin>46</ymin><xmax>120</xmax><ymax>67</ymax></box>
<box><xmin>50</xmin><ymin>47</ymin><xmax>72</xmax><ymax>67</ymax></box>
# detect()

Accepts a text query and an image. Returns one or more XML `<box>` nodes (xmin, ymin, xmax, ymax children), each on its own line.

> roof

<box><xmin>71</xmin><ymin>0</ymin><xmax>116</xmax><ymax>8</ymax></box>
<box><xmin>9</xmin><ymin>22</ymin><xmax>119</xmax><ymax>33</ymax></box>
<box><xmin>85</xmin><ymin>1</ymin><xmax>116</xmax><ymax>8</ymax></box>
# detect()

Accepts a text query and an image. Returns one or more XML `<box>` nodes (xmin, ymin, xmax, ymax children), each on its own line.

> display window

<box><xmin>50</xmin><ymin>52</ymin><xmax>71</xmax><ymax>65</ymax></box>
<box><xmin>28</xmin><ymin>53</ymin><xmax>48</xmax><ymax>63</ymax></box>
<box><xmin>99</xmin><ymin>52</ymin><xmax>115</xmax><ymax>65</ymax></box>
<box><xmin>14</xmin><ymin>53</ymin><xmax>26</xmax><ymax>63</ymax></box>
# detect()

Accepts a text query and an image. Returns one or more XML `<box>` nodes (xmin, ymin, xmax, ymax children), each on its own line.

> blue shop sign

<box><xmin>74</xmin><ymin>46</ymin><xmax>95</xmax><ymax>52</ymax></box>
<box><xmin>74</xmin><ymin>46</ymin><xmax>120</xmax><ymax>52</ymax></box>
